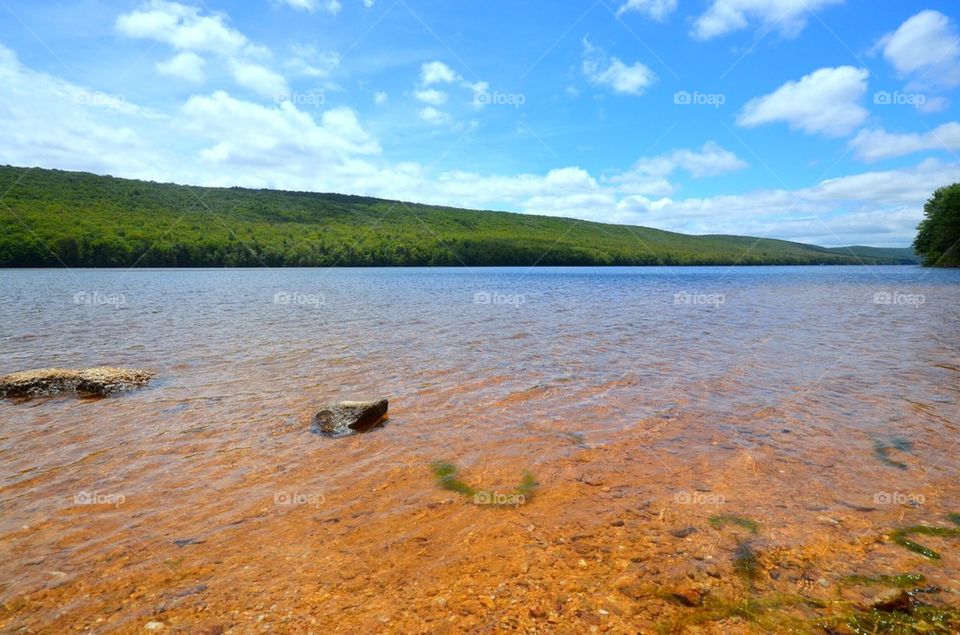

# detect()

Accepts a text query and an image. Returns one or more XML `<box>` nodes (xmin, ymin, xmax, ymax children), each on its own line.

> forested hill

<box><xmin>0</xmin><ymin>166</ymin><xmax>918</xmax><ymax>267</ymax></box>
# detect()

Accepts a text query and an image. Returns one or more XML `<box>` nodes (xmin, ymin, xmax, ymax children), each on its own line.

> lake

<box><xmin>1</xmin><ymin>265</ymin><xmax>959</xmax><ymax>632</ymax></box>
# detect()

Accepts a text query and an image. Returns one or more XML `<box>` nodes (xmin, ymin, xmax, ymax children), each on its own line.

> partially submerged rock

<box><xmin>0</xmin><ymin>367</ymin><xmax>154</xmax><ymax>398</ymax></box>
<box><xmin>868</xmin><ymin>588</ymin><xmax>915</xmax><ymax>613</ymax></box>
<box><xmin>311</xmin><ymin>399</ymin><xmax>389</xmax><ymax>437</ymax></box>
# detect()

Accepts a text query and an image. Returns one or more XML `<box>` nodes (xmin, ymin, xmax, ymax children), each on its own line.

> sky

<box><xmin>1</xmin><ymin>0</ymin><xmax>959</xmax><ymax>247</ymax></box>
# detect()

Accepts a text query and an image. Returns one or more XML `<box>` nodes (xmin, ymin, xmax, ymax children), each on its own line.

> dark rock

<box><xmin>311</xmin><ymin>399</ymin><xmax>389</xmax><ymax>437</ymax></box>
<box><xmin>0</xmin><ymin>367</ymin><xmax>154</xmax><ymax>398</ymax></box>
<box><xmin>671</xmin><ymin>527</ymin><xmax>698</xmax><ymax>538</ymax></box>
<box><xmin>671</xmin><ymin>586</ymin><xmax>703</xmax><ymax>607</ymax></box>
<box><xmin>869</xmin><ymin>588</ymin><xmax>915</xmax><ymax>613</ymax></box>
<box><xmin>169</xmin><ymin>584</ymin><xmax>208</xmax><ymax>599</ymax></box>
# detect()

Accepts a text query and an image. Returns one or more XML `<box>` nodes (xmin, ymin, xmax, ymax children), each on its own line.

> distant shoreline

<box><xmin>0</xmin><ymin>263</ymin><xmax>923</xmax><ymax>270</ymax></box>
<box><xmin>0</xmin><ymin>165</ymin><xmax>919</xmax><ymax>268</ymax></box>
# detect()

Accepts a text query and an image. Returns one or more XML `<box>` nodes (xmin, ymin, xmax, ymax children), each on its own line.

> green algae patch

<box><xmin>873</xmin><ymin>436</ymin><xmax>913</xmax><ymax>470</ymax></box>
<box><xmin>733</xmin><ymin>541</ymin><xmax>760</xmax><ymax>582</ymax></box>
<box><xmin>890</xmin><ymin>521</ymin><xmax>960</xmax><ymax>560</ymax></box>
<box><xmin>431</xmin><ymin>461</ymin><xmax>476</xmax><ymax>496</ymax></box>
<box><xmin>821</xmin><ymin>605</ymin><xmax>960</xmax><ymax>635</ymax></box>
<box><xmin>515</xmin><ymin>471</ymin><xmax>537</xmax><ymax>499</ymax></box>
<box><xmin>841</xmin><ymin>573</ymin><xmax>926</xmax><ymax>588</ymax></box>
<box><xmin>655</xmin><ymin>593</ymin><xmax>821</xmax><ymax>634</ymax></box>
<box><xmin>430</xmin><ymin>461</ymin><xmax>537</xmax><ymax>506</ymax></box>
<box><xmin>709</xmin><ymin>514</ymin><xmax>760</xmax><ymax>534</ymax></box>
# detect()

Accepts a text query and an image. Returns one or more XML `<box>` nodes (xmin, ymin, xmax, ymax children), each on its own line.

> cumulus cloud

<box><xmin>421</xmin><ymin>61</ymin><xmax>460</xmax><ymax>86</ymax></box>
<box><xmin>182</xmin><ymin>91</ymin><xmax>379</xmax><ymax>169</ymax></box>
<box><xmin>414</xmin><ymin>88</ymin><xmax>448</xmax><ymax>106</ymax></box>
<box><xmin>286</xmin><ymin>45</ymin><xmax>339</xmax><ymax>79</ymax></box>
<box><xmin>418</xmin><ymin>106</ymin><xmax>453</xmax><ymax>126</ymax></box>
<box><xmin>582</xmin><ymin>38</ymin><xmax>656</xmax><ymax>96</ymax></box>
<box><xmin>616</xmin><ymin>0</ymin><xmax>678</xmax><ymax>20</ymax></box>
<box><xmin>278</xmin><ymin>0</ymin><xmax>342</xmax><ymax>14</ymax></box>
<box><xmin>0</xmin><ymin>44</ymin><xmax>164</xmax><ymax>179</ymax></box>
<box><xmin>850</xmin><ymin>123</ymin><xmax>960</xmax><ymax>161</ymax></box>
<box><xmin>737</xmin><ymin>66</ymin><xmax>869</xmax><ymax>137</ymax></box>
<box><xmin>117</xmin><ymin>1</ymin><xmax>293</xmax><ymax>98</ymax></box>
<box><xmin>876</xmin><ymin>10</ymin><xmax>960</xmax><ymax>91</ymax></box>
<box><xmin>609</xmin><ymin>142</ymin><xmax>748</xmax><ymax>195</ymax></box>
<box><xmin>228</xmin><ymin>62</ymin><xmax>289</xmax><ymax>99</ymax></box>
<box><xmin>155</xmin><ymin>51</ymin><xmax>205</xmax><ymax>83</ymax></box>
<box><xmin>692</xmin><ymin>0</ymin><xmax>845</xmax><ymax>40</ymax></box>
<box><xmin>412</xmin><ymin>61</ymin><xmax>488</xmax><ymax>124</ymax></box>
<box><xmin>116</xmin><ymin>0</ymin><xmax>249</xmax><ymax>56</ymax></box>
<box><xmin>615</xmin><ymin>160</ymin><xmax>960</xmax><ymax>245</ymax></box>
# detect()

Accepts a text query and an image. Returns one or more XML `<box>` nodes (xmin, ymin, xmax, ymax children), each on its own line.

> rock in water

<box><xmin>312</xmin><ymin>399</ymin><xmax>389</xmax><ymax>437</ymax></box>
<box><xmin>869</xmin><ymin>588</ymin><xmax>914</xmax><ymax>613</ymax></box>
<box><xmin>0</xmin><ymin>367</ymin><xmax>154</xmax><ymax>398</ymax></box>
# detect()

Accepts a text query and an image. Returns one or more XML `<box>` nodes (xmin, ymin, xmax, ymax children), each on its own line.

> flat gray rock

<box><xmin>0</xmin><ymin>367</ymin><xmax>154</xmax><ymax>398</ymax></box>
<box><xmin>311</xmin><ymin>399</ymin><xmax>389</xmax><ymax>437</ymax></box>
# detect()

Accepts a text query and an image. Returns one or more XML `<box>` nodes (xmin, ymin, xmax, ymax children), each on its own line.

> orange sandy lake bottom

<box><xmin>1</xmin><ymin>266</ymin><xmax>959</xmax><ymax>633</ymax></box>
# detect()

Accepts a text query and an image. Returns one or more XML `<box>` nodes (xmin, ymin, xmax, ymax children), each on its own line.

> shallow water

<box><xmin>1</xmin><ymin>266</ymin><xmax>959</xmax><ymax>632</ymax></box>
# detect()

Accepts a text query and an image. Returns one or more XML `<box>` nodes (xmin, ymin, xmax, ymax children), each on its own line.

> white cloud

<box><xmin>183</xmin><ymin>91</ymin><xmax>379</xmax><ymax>167</ymax></box>
<box><xmin>877</xmin><ymin>10</ymin><xmax>960</xmax><ymax>90</ymax></box>
<box><xmin>415</xmin><ymin>88</ymin><xmax>448</xmax><ymax>105</ymax></box>
<box><xmin>0</xmin><ymin>44</ymin><xmax>164</xmax><ymax>179</ymax></box>
<box><xmin>286</xmin><ymin>45</ymin><xmax>339</xmax><ymax>79</ymax></box>
<box><xmin>116</xmin><ymin>0</ymin><xmax>249</xmax><ymax>56</ymax></box>
<box><xmin>155</xmin><ymin>51</ymin><xmax>205</xmax><ymax>83</ymax></box>
<box><xmin>635</xmin><ymin>142</ymin><xmax>748</xmax><ymax>178</ymax></box>
<box><xmin>850</xmin><ymin>123</ymin><xmax>960</xmax><ymax>162</ymax></box>
<box><xmin>374</xmin><ymin>91</ymin><xmax>388</xmax><ymax>105</ymax></box>
<box><xmin>421</xmin><ymin>61</ymin><xmax>460</xmax><ymax>86</ymax></box>
<box><xmin>582</xmin><ymin>38</ymin><xmax>656</xmax><ymax>96</ymax></box>
<box><xmin>617</xmin><ymin>0</ymin><xmax>678</xmax><ymax>20</ymax></box>
<box><xmin>692</xmin><ymin>0</ymin><xmax>845</xmax><ymax>40</ymax></box>
<box><xmin>609</xmin><ymin>142</ymin><xmax>747</xmax><ymax>195</ymax></box>
<box><xmin>737</xmin><ymin>66</ymin><xmax>868</xmax><ymax>137</ymax></box>
<box><xmin>614</xmin><ymin>160</ymin><xmax>960</xmax><ymax>245</ymax></box>
<box><xmin>229</xmin><ymin>62</ymin><xmax>289</xmax><ymax>99</ymax></box>
<box><xmin>412</xmin><ymin>62</ymin><xmax>487</xmax><ymax>123</ymax></box>
<box><xmin>117</xmin><ymin>1</ymin><xmax>293</xmax><ymax>99</ymax></box>
<box><xmin>279</xmin><ymin>0</ymin><xmax>342</xmax><ymax>15</ymax></box>
<box><xmin>418</xmin><ymin>106</ymin><xmax>452</xmax><ymax>126</ymax></box>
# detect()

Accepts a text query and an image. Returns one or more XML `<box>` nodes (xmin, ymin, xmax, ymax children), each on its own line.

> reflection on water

<box><xmin>1</xmin><ymin>266</ymin><xmax>959</xmax><ymax>632</ymax></box>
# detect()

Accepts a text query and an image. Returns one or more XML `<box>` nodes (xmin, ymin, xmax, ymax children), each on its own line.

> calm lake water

<box><xmin>1</xmin><ymin>265</ymin><xmax>959</xmax><ymax>632</ymax></box>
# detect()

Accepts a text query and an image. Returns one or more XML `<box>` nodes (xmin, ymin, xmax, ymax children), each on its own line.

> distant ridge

<box><xmin>0</xmin><ymin>165</ymin><xmax>918</xmax><ymax>267</ymax></box>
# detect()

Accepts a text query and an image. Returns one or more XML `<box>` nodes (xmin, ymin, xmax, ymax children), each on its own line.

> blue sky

<box><xmin>1</xmin><ymin>0</ymin><xmax>959</xmax><ymax>246</ymax></box>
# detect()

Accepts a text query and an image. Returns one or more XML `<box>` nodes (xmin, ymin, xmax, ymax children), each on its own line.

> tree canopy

<box><xmin>914</xmin><ymin>183</ymin><xmax>960</xmax><ymax>268</ymax></box>
<box><xmin>0</xmin><ymin>165</ymin><xmax>917</xmax><ymax>268</ymax></box>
